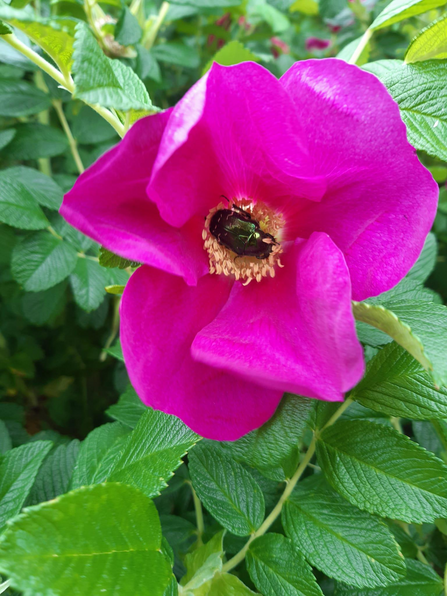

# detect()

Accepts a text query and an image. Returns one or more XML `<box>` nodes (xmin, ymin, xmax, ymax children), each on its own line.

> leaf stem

<box><xmin>100</xmin><ymin>297</ymin><xmax>121</xmax><ymax>362</ymax></box>
<box><xmin>2</xmin><ymin>32</ymin><xmax>125</xmax><ymax>138</ymax></box>
<box><xmin>191</xmin><ymin>484</ymin><xmax>205</xmax><ymax>546</ymax></box>
<box><xmin>143</xmin><ymin>1</ymin><xmax>170</xmax><ymax>49</ymax></box>
<box><xmin>348</xmin><ymin>28</ymin><xmax>373</xmax><ymax>65</ymax></box>
<box><xmin>222</xmin><ymin>398</ymin><xmax>353</xmax><ymax>573</ymax></box>
<box><xmin>53</xmin><ymin>100</ymin><xmax>85</xmax><ymax>174</ymax></box>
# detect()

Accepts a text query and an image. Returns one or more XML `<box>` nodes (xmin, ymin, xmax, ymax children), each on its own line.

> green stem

<box><xmin>2</xmin><ymin>32</ymin><xmax>125</xmax><ymax>138</ymax></box>
<box><xmin>191</xmin><ymin>484</ymin><xmax>205</xmax><ymax>546</ymax></box>
<box><xmin>390</xmin><ymin>417</ymin><xmax>403</xmax><ymax>434</ymax></box>
<box><xmin>34</xmin><ymin>71</ymin><xmax>52</xmax><ymax>176</ymax></box>
<box><xmin>100</xmin><ymin>297</ymin><xmax>121</xmax><ymax>362</ymax></box>
<box><xmin>143</xmin><ymin>1</ymin><xmax>170</xmax><ymax>49</ymax></box>
<box><xmin>348</xmin><ymin>28</ymin><xmax>373</xmax><ymax>65</ymax></box>
<box><xmin>222</xmin><ymin>398</ymin><xmax>353</xmax><ymax>573</ymax></box>
<box><xmin>52</xmin><ymin>100</ymin><xmax>85</xmax><ymax>174</ymax></box>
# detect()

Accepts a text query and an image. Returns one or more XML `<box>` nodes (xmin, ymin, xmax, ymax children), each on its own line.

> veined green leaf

<box><xmin>69</xmin><ymin>258</ymin><xmax>108</xmax><ymax>311</ymax></box>
<box><xmin>1</xmin><ymin>123</ymin><xmax>68</xmax><ymax>160</ymax></box>
<box><xmin>407</xmin><ymin>233</ymin><xmax>437</xmax><ymax>282</ymax></box>
<box><xmin>317</xmin><ymin>420</ymin><xmax>447</xmax><ymax>523</ymax></box>
<box><xmin>115</xmin><ymin>6</ymin><xmax>141</xmax><ymax>46</ymax></box>
<box><xmin>406</xmin><ymin>14</ymin><xmax>447</xmax><ymax>62</ymax></box>
<box><xmin>371</xmin><ymin>0</ymin><xmax>447</xmax><ymax>30</ymax></box>
<box><xmin>0</xmin><ymin>79</ymin><xmax>50</xmax><ymax>117</ymax></box>
<box><xmin>106</xmin><ymin>384</ymin><xmax>147</xmax><ymax>428</ymax></box>
<box><xmin>0</xmin><ymin>483</ymin><xmax>172</xmax><ymax>596</ymax></box>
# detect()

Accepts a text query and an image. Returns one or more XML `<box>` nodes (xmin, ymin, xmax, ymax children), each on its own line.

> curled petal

<box><xmin>192</xmin><ymin>233</ymin><xmax>364</xmax><ymax>401</ymax></box>
<box><xmin>120</xmin><ymin>266</ymin><xmax>283</xmax><ymax>440</ymax></box>
<box><xmin>280</xmin><ymin>59</ymin><xmax>438</xmax><ymax>300</ymax></box>
<box><xmin>61</xmin><ymin>111</ymin><xmax>208</xmax><ymax>286</ymax></box>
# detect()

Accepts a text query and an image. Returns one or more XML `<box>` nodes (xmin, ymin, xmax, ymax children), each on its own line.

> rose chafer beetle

<box><xmin>209</xmin><ymin>203</ymin><xmax>278</xmax><ymax>260</ymax></box>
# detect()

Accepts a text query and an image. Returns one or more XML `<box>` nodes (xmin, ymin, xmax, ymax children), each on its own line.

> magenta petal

<box><xmin>192</xmin><ymin>233</ymin><xmax>364</xmax><ymax>401</ymax></box>
<box><xmin>60</xmin><ymin>111</ymin><xmax>208</xmax><ymax>286</ymax></box>
<box><xmin>120</xmin><ymin>266</ymin><xmax>283</xmax><ymax>440</ymax></box>
<box><xmin>148</xmin><ymin>61</ymin><xmax>327</xmax><ymax>228</ymax></box>
<box><xmin>281</xmin><ymin>59</ymin><xmax>438</xmax><ymax>300</ymax></box>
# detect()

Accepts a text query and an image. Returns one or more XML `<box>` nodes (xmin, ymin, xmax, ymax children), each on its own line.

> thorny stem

<box><xmin>348</xmin><ymin>27</ymin><xmax>373</xmax><ymax>65</ymax></box>
<box><xmin>2</xmin><ymin>33</ymin><xmax>126</xmax><ymax>138</ymax></box>
<box><xmin>143</xmin><ymin>1</ymin><xmax>170</xmax><ymax>49</ymax></box>
<box><xmin>222</xmin><ymin>398</ymin><xmax>353</xmax><ymax>573</ymax></box>
<box><xmin>191</xmin><ymin>484</ymin><xmax>205</xmax><ymax>546</ymax></box>
<box><xmin>53</xmin><ymin>100</ymin><xmax>85</xmax><ymax>174</ymax></box>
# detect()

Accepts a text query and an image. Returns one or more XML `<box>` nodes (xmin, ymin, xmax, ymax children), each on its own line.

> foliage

<box><xmin>0</xmin><ymin>0</ymin><xmax>447</xmax><ymax>594</ymax></box>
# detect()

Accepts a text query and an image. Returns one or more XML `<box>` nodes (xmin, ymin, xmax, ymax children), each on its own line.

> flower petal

<box><xmin>120</xmin><ymin>266</ymin><xmax>283</xmax><ymax>440</ymax></box>
<box><xmin>280</xmin><ymin>59</ymin><xmax>438</xmax><ymax>300</ymax></box>
<box><xmin>60</xmin><ymin>111</ymin><xmax>208</xmax><ymax>286</ymax></box>
<box><xmin>192</xmin><ymin>233</ymin><xmax>364</xmax><ymax>401</ymax></box>
<box><xmin>148</xmin><ymin>61</ymin><xmax>327</xmax><ymax>228</ymax></box>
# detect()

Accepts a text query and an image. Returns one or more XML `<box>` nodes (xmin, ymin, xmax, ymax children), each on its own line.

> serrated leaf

<box><xmin>99</xmin><ymin>246</ymin><xmax>139</xmax><ymax>269</ymax></box>
<box><xmin>352</xmin><ymin>299</ymin><xmax>447</xmax><ymax>387</ymax></box>
<box><xmin>22</xmin><ymin>281</ymin><xmax>67</xmax><ymax>326</ymax></box>
<box><xmin>189</xmin><ymin>442</ymin><xmax>265</xmax><ymax>536</ymax></box>
<box><xmin>406</xmin><ymin>14</ymin><xmax>447</xmax><ymax>62</ymax></box>
<box><xmin>12</xmin><ymin>232</ymin><xmax>78</xmax><ymax>292</ymax></box>
<box><xmin>181</xmin><ymin>531</ymin><xmax>224</xmax><ymax>588</ymax></box>
<box><xmin>352</xmin><ymin>342</ymin><xmax>447</xmax><ymax>419</ymax></box>
<box><xmin>107</xmin><ymin>409</ymin><xmax>199</xmax><ymax>497</ymax></box>
<box><xmin>195</xmin><ymin>572</ymin><xmax>256</xmax><ymax>595</ymax></box>
<box><xmin>106</xmin><ymin>384</ymin><xmax>147</xmax><ymax>427</ymax></box>
<box><xmin>282</xmin><ymin>476</ymin><xmax>405</xmax><ymax>588</ymax></box>
<box><xmin>69</xmin><ymin>257</ymin><xmax>107</xmax><ymax>311</ymax></box>
<box><xmin>0</xmin><ymin>440</ymin><xmax>52</xmax><ymax>532</ymax></box>
<box><xmin>371</xmin><ymin>0</ymin><xmax>447</xmax><ymax>30</ymax></box>
<box><xmin>0</xmin><ymin>171</ymin><xmax>49</xmax><ymax>231</ymax></box>
<box><xmin>222</xmin><ymin>393</ymin><xmax>312</xmax><ymax>480</ymax></box>
<box><xmin>334</xmin><ymin>559</ymin><xmax>443</xmax><ymax>595</ymax></box>
<box><xmin>0</xmin><ymin>483</ymin><xmax>172</xmax><ymax>596</ymax></box>
<box><xmin>73</xmin><ymin>23</ymin><xmax>154</xmax><ymax>111</ymax></box>
<box><xmin>407</xmin><ymin>233</ymin><xmax>437</xmax><ymax>283</ymax></box>
<box><xmin>0</xmin><ymin>421</ymin><xmax>12</xmax><ymax>454</ymax></box>
<box><xmin>203</xmin><ymin>40</ymin><xmax>259</xmax><ymax>74</ymax></box>
<box><xmin>1</xmin><ymin>166</ymin><xmax>63</xmax><ymax>210</ymax></box>
<box><xmin>70</xmin><ymin>422</ymin><xmax>130</xmax><ymax>489</ymax></box>
<box><xmin>27</xmin><ymin>440</ymin><xmax>80</xmax><ymax>505</ymax></box>
<box><xmin>247</xmin><ymin>533</ymin><xmax>323</xmax><ymax>596</ymax></box>
<box><xmin>317</xmin><ymin>420</ymin><xmax>447</xmax><ymax>523</ymax></box>
<box><xmin>115</xmin><ymin>7</ymin><xmax>141</xmax><ymax>46</ymax></box>
<box><xmin>0</xmin><ymin>79</ymin><xmax>50</xmax><ymax>117</ymax></box>
<box><xmin>1</xmin><ymin>123</ymin><xmax>68</xmax><ymax>160</ymax></box>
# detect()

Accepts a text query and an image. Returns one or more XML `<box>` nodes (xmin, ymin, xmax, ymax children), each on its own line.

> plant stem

<box><xmin>34</xmin><ymin>71</ymin><xmax>52</xmax><ymax>176</ymax></box>
<box><xmin>143</xmin><ymin>1</ymin><xmax>170</xmax><ymax>49</ymax></box>
<box><xmin>222</xmin><ymin>398</ymin><xmax>352</xmax><ymax>573</ymax></box>
<box><xmin>390</xmin><ymin>417</ymin><xmax>403</xmax><ymax>434</ymax></box>
<box><xmin>2</xmin><ymin>32</ymin><xmax>126</xmax><ymax>138</ymax></box>
<box><xmin>100</xmin><ymin>296</ymin><xmax>121</xmax><ymax>362</ymax></box>
<box><xmin>348</xmin><ymin>28</ymin><xmax>373</xmax><ymax>65</ymax></box>
<box><xmin>191</xmin><ymin>484</ymin><xmax>205</xmax><ymax>546</ymax></box>
<box><xmin>52</xmin><ymin>100</ymin><xmax>85</xmax><ymax>174</ymax></box>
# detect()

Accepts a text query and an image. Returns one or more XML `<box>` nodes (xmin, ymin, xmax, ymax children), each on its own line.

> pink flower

<box><xmin>271</xmin><ymin>36</ymin><xmax>290</xmax><ymax>58</ymax></box>
<box><xmin>306</xmin><ymin>37</ymin><xmax>332</xmax><ymax>52</ymax></box>
<box><xmin>61</xmin><ymin>60</ymin><xmax>437</xmax><ymax>440</ymax></box>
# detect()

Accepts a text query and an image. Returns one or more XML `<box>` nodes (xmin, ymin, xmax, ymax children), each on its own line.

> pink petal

<box><xmin>148</xmin><ymin>61</ymin><xmax>327</xmax><ymax>229</ymax></box>
<box><xmin>280</xmin><ymin>59</ymin><xmax>438</xmax><ymax>300</ymax></box>
<box><xmin>192</xmin><ymin>233</ymin><xmax>364</xmax><ymax>401</ymax></box>
<box><xmin>60</xmin><ymin>111</ymin><xmax>208</xmax><ymax>286</ymax></box>
<box><xmin>120</xmin><ymin>266</ymin><xmax>283</xmax><ymax>440</ymax></box>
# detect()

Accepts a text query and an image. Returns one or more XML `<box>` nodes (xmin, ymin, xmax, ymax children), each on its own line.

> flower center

<box><xmin>202</xmin><ymin>198</ymin><xmax>284</xmax><ymax>285</ymax></box>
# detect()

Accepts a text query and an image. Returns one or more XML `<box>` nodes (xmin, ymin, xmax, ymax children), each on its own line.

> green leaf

<box><xmin>0</xmin><ymin>129</ymin><xmax>15</xmax><ymax>151</ymax></box>
<box><xmin>290</xmin><ymin>0</ymin><xmax>319</xmax><ymax>14</ymax></box>
<box><xmin>407</xmin><ymin>233</ymin><xmax>437</xmax><ymax>283</ymax></box>
<box><xmin>72</xmin><ymin>105</ymin><xmax>118</xmax><ymax>144</ymax></box>
<box><xmin>0</xmin><ymin>19</ymin><xmax>11</xmax><ymax>33</ymax></box>
<box><xmin>352</xmin><ymin>342</ymin><xmax>447</xmax><ymax>419</ymax></box>
<box><xmin>136</xmin><ymin>46</ymin><xmax>161</xmax><ymax>82</ymax></box>
<box><xmin>0</xmin><ymin>79</ymin><xmax>50</xmax><ymax>117</ymax></box>
<box><xmin>69</xmin><ymin>258</ymin><xmax>107</xmax><ymax>311</ymax></box>
<box><xmin>334</xmin><ymin>559</ymin><xmax>443</xmax><ymax>595</ymax></box>
<box><xmin>196</xmin><ymin>573</ymin><xmax>256</xmax><ymax>595</ymax></box>
<box><xmin>0</xmin><ymin>483</ymin><xmax>173</xmax><ymax>596</ymax></box>
<box><xmin>27</xmin><ymin>440</ymin><xmax>80</xmax><ymax>505</ymax></box>
<box><xmin>317</xmin><ymin>420</ymin><xmax>447</xmax><ymax>523</ymax></box>
<box><xmin>168</xmin><ymin>0</ymin><xmax>241</xmax><ymax>6</ymax></box>
<box><xmin>107</xmin><ymin>409</ymin><xmax>199</xmax><ymax>497</ymax></box>
<box><xmin>73</xmin><ymin>23</ymin><xmax>154</xmax><ymax>111</ymax></box>
<box><xmin>115</xmin><ymin>7</ymin><xmax>142</xmax><ymax>46</ymax></box>
<box><xmin>106</xmin><ymin>384</ymin><xmax>147</xmax><ymax>427</ymax></box>
<box><xmin>12</xmin><ymin>232</ymin><xmax>78</xmax><ymax>292</ymax></box>
<box><xmin>222</xmin><ymin>393</ymin><xmax>313</xmax><ymax>480</ymax></box>
<box><xmin>152</xmin><ymin>42</ymin><xmax>200</xmax><ymax>68</ymax></box>
<box><xmin>104</xmin><ymin>338</ymin><xmax>125</xmax><ymax>362</ymax></box>
<box><xmin>378</xmin><ymin>60</ymin><xmax>447</xmax><ymax>161</ymax></box>
<box><xmin>0</xmin><ymin>421</ymin><xmax>12</xmax><ymax>454</ymax></box>
<box><xmin>338</xmin><ymin>35</ymin><xmax>371</xmax><ymax>66</ymax></box>
<box><xmin>371</xmin><ymin>0</ymin><xmax>447</xmax><ymax>30</ymax></box>
<box><xmin>1</xmin><ymin>166</ymin><xmax>63</xmax><ymax>211</ymax></box>
<box><xmin>406</xmin><ymin>14</ymin><xmax>447</xmax><ymax>62</ymax></box>
<box><xmin>1</xmin><ymin>123</ymin><xmax>68</xmax><ymax>160</ymax></box>
<box><xmin>189</xmin><ymin>442</ymin><xmax>265</xmax><ymax>536</ymax></box>
<box><xmin>99</xmin><ymin>246</ymin><xmax>139</xmax><ymax>269</ymax></box>
<box><xmin>181</xmin><ymin>531</ymin><xmax>224</xmax><ymax>588</ymax></box>
<box><xmin>22</xmin><ymin>280</ymin><xmax>67</xmax><ymax>325</ymax></box>
<box><xmin>352</xmin><ymin>299</ymin><xmax>447</xmax><ymax>387</ymax></box>
<box><xmin>203</xmin><ymin>40</ymin><xmax>259</xmax><ymax>74</ymax></box>
<box><xmin>70</xmin><ymin>422</ymin><xmax>130</xmax><ymax>489</ymax></box>
<box><xmin>0</xmin><ymin>440</ymin><xmax>52</xmax><ymax>532</ymax></box>
<box><xmin>282</xmin><ymin>476</ymin><xmax>405</xmax><ymax>588</ymax></box>
<box><xmin>0</xmin><ymin>170</ymin><xmax>49</xmax><ymax>231</ymax></box>
<box><xmin>246</xmin><ymin>533</ymin><xmax>323</xmax><ymax>596</ymax></box>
